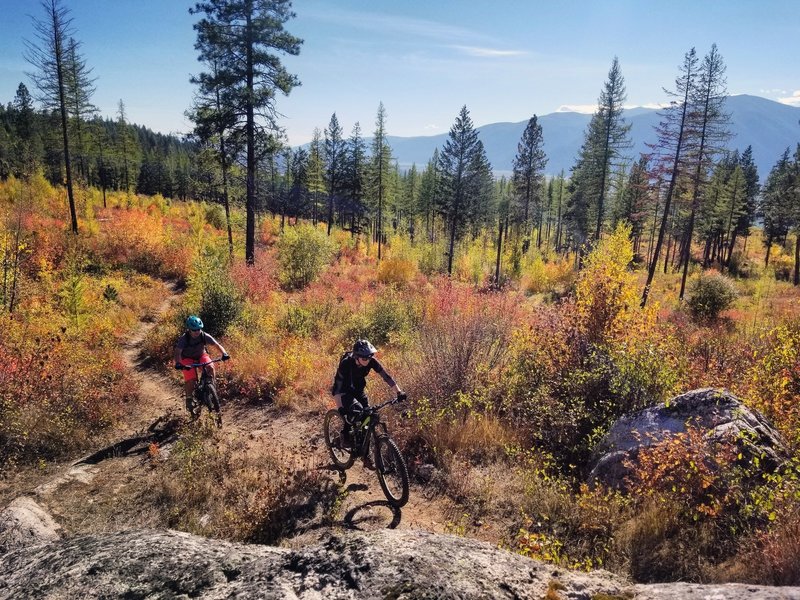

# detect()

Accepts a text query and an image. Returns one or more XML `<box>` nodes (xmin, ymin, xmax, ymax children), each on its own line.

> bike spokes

<box><xmin>375</xmin><ymin>435</ymin><xmax>409</xmax><ymax>507</ymax></box>
<box><xmin>323</xmin><ymin>410</ymin><xmax>355</xmax><ymax>470</ymax></box>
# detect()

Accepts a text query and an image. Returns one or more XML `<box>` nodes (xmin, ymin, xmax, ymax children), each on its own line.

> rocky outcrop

<box><xmin>588</xmin><ymin>388</ymin><xmax>788</xmax><ymax>489</ymax></box>
<box><xmin>1</xmin><ymin>524</ymin><xmax>799</xmax><ymax>599</ymax></box>
<box><xmin>0</xmin><ymin>496</ymin><xmax>61</xmax><ymax>555</ymax></box>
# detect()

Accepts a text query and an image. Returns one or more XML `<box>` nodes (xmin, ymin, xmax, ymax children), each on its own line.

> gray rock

<box><xmin>0</xmin><ymin>496</ymin><xmax>61</xmax><ymax>554</ymax></box>
<box><xmin>589</xmin><ymin>388</ymin><xmax>789</xmax><ymax>489</ymax></box>
<box><xmin>1</xmin><ymin>526</ymin><xmax>798</xmax><ymax>599</ymax></box>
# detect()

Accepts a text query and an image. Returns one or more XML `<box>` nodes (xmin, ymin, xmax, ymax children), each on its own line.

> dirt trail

<box><xmin>4</xmin><ymin>280</ymin><xmax>458</xmax><ymax>543</ymax></box>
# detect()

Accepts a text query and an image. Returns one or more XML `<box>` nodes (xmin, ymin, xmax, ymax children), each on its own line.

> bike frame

<box><xmin>351</xmin><ymin>397</ymin><xmax>401</xmax><ymax>459</ymax></box>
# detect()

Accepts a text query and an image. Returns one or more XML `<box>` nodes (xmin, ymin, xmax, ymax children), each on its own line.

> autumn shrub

<box><xmin>728</xmin><ymin>460</ymin><xmax>800</xmax><ymax>585</ymax></box>
<box><xmin>407</xmin><ymin>392</ymin><xmax>516</xmax><ymax>464</ymax></box>
<box><xmin>377</xmin><ymin>256</ymin><xmax>417</xmax><ymax>286</ymax></box>
<box><xmin>278</xmin><ymin>304</ymin><xmax>318</xmax><ymax>338</ymax></box>
<box><xmin>686</xmin><ymin>271</ymin><xmax>738</xmax><ymax>322</ymax></box>
<box><xmin>229</xmin><ymin>250</ymin><xmax>279</xmax><ymax>304</ymax></box>
<box><xmin>513</xmin><ymin>479</ymin><xmax>631</xmax><ymax>572</ymax></box>
<box><xmin>745</xmin><ymin>320</ymin><xmax>800</xmax><ymax>441</ymax></box>
<box><xmin>618</xmin><ymin>426</ymin><xmax>760</xmax><ymax>581</ymax></box>
<box><xmin>277</xmin><ymin>223</ymin><xmax>335</xmax><ymax>290</ymax></box>
<box><xmin>417</xmin><ymin>240</ymin><xmax>446</xmax><ymax>275</ymax></box>
<box><xmin>504</xmin><ymin>225</ymin><xmax>679</xmax><ymax>468</ymax></box>
<box><xmin>771</xmin><ymin>252</ymin><xmax>794</xmax><ymax>282</ymax></box>
<box><xmin>405</xmin><ymin>282</ymin><xmax>517</xmax><ymax>404</ymax></box>
<box><xmin>454</xmin><ymin>236</ymin><xmax>494</xmax><ymax>286</ymax></box>
<box><xmin>575</xmin><ymin>222</ymin><xmax>638</xmax><ymax>345</ymax></box>
<box><xmin>0</xmin><ymin>322</ymin><xmax>136</xmax><ymax>468</ymax></box>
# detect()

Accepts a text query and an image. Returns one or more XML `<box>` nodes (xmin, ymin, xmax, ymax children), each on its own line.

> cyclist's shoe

<box><xmin>362</xmin><ymin>455</ymin><xmax>376</xmax><ymax>471</ymax></box>
<box><xmin>340</xmin><ymin>426</ymin><xmax>354</xmax><ymax>449</ymax></box>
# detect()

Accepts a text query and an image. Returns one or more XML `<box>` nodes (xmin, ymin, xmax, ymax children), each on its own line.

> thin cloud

<box><xmin>450</xmin><ymin>45</ymin><xmax>527</xmax><ymax>58</ymax></box>
<box><xmin>423</xmin><ymin>124</ymin><xmax>440</xmax><ymax>131</ymax></box>
<box><xmin>304</xmin><ymin>7</ymin><xmax>491</xmax><ymax>44</ymax></box>
<box><xmin>777</xmin><ymin>90</ymin><xmax>800</xmax><ymax>107</ymax></box>
<box><xmin>556</xmin><ymin>104</ymin><xmax>596</xmax><ymax>114</ymax></box>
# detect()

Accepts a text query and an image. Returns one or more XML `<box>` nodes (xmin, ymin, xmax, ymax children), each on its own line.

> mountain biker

<box><xmin>174</xmin><ymin>315</ymin><xmax>230</xmax><ymax>414</ymax></box>
<box><xmin>331</xmin><ymin>339</ymin><xmax>405</xmax><ymax>445</ymax></box>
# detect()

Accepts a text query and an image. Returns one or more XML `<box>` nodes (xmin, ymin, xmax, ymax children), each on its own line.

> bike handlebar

<box><xmin>363</xmin><ymin>393</ymin><xmax>407</xmax><ymax>413</ymax></box>
<box><xmin>178</xmin><ymin>356</ymin><xmax>229</xmax><ymax>370</ymax></box>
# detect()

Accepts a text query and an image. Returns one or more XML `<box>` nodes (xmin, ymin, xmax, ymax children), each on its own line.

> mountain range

<box><xmin>384</xmin><ymin>95</ymin><xmax>800</xmax><ymax>180</ymax></box>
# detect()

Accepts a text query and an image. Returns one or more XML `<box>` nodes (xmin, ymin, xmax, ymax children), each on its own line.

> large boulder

<box><xmin>1</xmin><ymin>526</ymin><xmax>799</xmax><ymax>599</ymax></box>
<box><xmin>588</xmin><ymin>388</ymin><xmax>789</xmax><ymax>489</ymax></box>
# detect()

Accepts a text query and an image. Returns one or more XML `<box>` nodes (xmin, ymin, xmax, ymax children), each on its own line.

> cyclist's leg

<box><xmin>180</xmin><ymin>360</ymin><xmax>198</xmax><ymax>412</ymax></box>
<box><xmin>338</xmin><ymin>393</ymin><xmax>360</xmax><ymax>446</ymax></box>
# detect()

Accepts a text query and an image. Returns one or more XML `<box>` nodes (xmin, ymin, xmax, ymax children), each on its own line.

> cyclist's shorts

<box><xmin>180</xmin><ymin>353</ymin><xmax>213</xmax><ymax>381</ymax></box>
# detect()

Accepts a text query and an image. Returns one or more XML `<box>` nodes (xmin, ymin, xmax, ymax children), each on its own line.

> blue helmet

<box><xmin>186</xmin><ymin>315</ymin><xmax>204</xmax><ymax>331</ymax></box>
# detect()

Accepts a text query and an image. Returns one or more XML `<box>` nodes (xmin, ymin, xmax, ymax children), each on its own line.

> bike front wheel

<box><xmin>204</xmin><ymin>384</ymin><xmax>222</xmax><ymax>427</ymax></box>
<box><xmin>324</xmin><ymin>409</ymin><xmax>355</xmax><ymax>470</ymax></box>
<box><xmin>374</xmin><ymin>434</ymin><xmax>409</xmax><ymax>508</ymax></box>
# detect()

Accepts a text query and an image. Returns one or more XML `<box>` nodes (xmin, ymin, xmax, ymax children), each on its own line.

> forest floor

<box><xmin>0</xmin><ymin>281</ymin><xmax>465</xmax><ymax>546</ymax></box>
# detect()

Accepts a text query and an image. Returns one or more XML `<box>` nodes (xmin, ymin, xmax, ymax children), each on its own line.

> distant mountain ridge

<box><xmin>384</xmin><ymin>95</ymin><xmax>800</xmax><ymax>180</ymax></box>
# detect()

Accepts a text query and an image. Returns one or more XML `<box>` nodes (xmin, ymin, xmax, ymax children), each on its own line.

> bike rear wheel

<box><xmin>204</xmin><ymin>384</ymin><xmax>222</xmax><ymax>428</ymax></box>
<box><xmin>324</xmin><ymin>409</ymin><xmax>355</xmax><ymax>470</ymax></box>
<box><xmin>375</xmin><ymin>434</ymin><xmax>409</xmax><ymax>508</ymax></box>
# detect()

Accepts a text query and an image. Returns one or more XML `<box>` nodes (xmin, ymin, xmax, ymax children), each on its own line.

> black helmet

<box><xmin>352</xmin><ymin>339</ymin><xmax>377</xmax><ymax>358</ymax></box>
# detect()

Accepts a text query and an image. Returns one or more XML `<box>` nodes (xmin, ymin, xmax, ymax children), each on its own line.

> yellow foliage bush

<box><xmin>575</xmin><ymin>223</ymin><xmax>639</xmax><ymax>344</ymax></box>
<box><xmin>377</xmin><ymin>257</ymin><xmax>417</xmax><ymax>286</ymax></box>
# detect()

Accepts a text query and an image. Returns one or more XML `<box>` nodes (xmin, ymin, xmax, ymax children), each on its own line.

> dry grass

<box><xmin>148</xmin><ymin>420</ymin><xmax>327</xmax><ymax>543</ymax></box>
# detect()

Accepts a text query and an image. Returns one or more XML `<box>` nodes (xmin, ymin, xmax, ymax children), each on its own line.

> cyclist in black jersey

<box><xmin>331</xmin><ymin>339</ymin><xmax>404</xmax><ymax>444</ymax></box>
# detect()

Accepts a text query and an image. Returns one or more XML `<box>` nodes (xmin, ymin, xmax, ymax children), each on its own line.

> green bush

<box><xmin>205</xmin><ymin>203</ymin><xmax>227</xmax><ymax>230</ymax></box>
<box><xmin>345</xmin><ymin>290</ymin><xmax>414</xmax><ymax>346</ymax></box>
<box><xmin>278</xmin><ymin>305</ymin><xmax>317</xmax><ymax>338</ymax></box>
<box><xmin>198</xmin><ymin>270</ymin><xmax>243</xmax><ymax>337</ymax></box>
<box><xmin>686</xmin><ymin>272</ymin><xmax>738</xmax><ymax>322</ymax></box>
<box><xmin>277</xmin><ymin>224</ymin><xmax>335</xmax><ymax>290</ymax></box>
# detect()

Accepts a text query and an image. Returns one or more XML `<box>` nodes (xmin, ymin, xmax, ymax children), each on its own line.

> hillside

<box><xmin>385</xmin><ymin>94</ymin><xmax>800</xmax><ymax>178</ymax></box>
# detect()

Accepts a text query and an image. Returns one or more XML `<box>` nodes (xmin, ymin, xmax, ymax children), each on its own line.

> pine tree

<box><xmin>307</xmin><ymin>128</ymin><xmax>325</xmax><ymax>225</ymax></box>
<box><xmin>511</xmin><ymin>114</ymin><xmax>547</xmax><ymax>249</ymax></box>
<box><xmin>641</xmin><ymin>48</ymin><xmax>699</xmax><ymax>308</ymax></box>
<box><xmin>418</xmin><ymin>149</ymin><xmax>440</xmax><ymax>243</ymax></box>
<box><xmin>341</xmin><ymin>122</ymin><xmax>366</xmax><ymax>235</ymax></box>
<box><xmin>324</xmin><ymin>112</ymin><xmax>345</xmax><ymax>236</ymax></box>
<box><xmin>437</xmin><ymin>105</ymin><xmax>494</xmax><ymax>275</ymax></box>
<box><xmin>368</xmin><ymin>102</ymin><xmax>392</xmax><ymax>260</ymax></box>
<box><xmin>677</xmin><ymin>44</ymin><xmax>731</xmax><ymax>299</ymax></box>
<box><xmin>25</xmin><ymin>0</ymin><xmax>80</xmax><ymax>233</ymax></box>
<box><xmin>190</xmin><ymin>55</ymin><xmax>242</xmax><ymax>255</ymax></box>
<box><xmin>567</xmin><ymin>57</ymin><xmax>631</xmax><ymax>252</ymax></box>
<box><xmin>191</xmin><ymin>0</ymin><xmax>302</xmax><ymax>264</ymax></box>
<box><xmin>760</xmin><ymin>148</ymin><xmax>793</xmax><ymax>268</ymax></box>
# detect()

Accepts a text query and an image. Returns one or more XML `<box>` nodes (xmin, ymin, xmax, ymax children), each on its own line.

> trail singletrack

<box><xmin>3</xmin><ymin>279</ymin><xmax>459</xmax><ymax>544</ymax></box>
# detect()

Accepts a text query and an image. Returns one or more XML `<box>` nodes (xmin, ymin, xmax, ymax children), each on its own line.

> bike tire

<box><xmin>205</xmin><ymin>384</ymin><xmax>222</xmax><ymax>428</ymax></box>
<box><xmin>375</xmin><ymin>434</ymin><xmax>409</xmax><ymax>508</ymax></box>
<box><xmin>323</xmin><ymin>409</ymin><xmax>355</xmax><ymax>470</ymax></box>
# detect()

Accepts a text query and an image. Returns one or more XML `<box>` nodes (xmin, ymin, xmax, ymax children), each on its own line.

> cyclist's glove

<box><xmin>222</xmin><ymin>353</ymin><xmax>230</xmax><ymax>361</ymax></box>
<box><xmin>174</xmin><ymin>363</ymin><xmax>186</xmax><ymax>370</ymax></box>
<box><xmin>396</xmin><ymin>392</ymin><xmax>408</xmax><ymax>402</ymax></box>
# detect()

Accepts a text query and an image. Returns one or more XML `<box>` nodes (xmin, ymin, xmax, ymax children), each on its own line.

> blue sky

<box><xmin>1</xmin><ymin>0</ymin><xmax>798</xmax><ymax>146</ymax></box>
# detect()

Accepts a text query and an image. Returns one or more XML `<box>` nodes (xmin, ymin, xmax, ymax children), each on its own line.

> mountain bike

<box><xmin>182</xmin><ymin>357</ymin><xmax>225</xmax><ymax>427</ymax></box>
<box><xmin>323</xmin><ymin>394</ymin><xmax>409</xmax><ymax>508</ymax></box>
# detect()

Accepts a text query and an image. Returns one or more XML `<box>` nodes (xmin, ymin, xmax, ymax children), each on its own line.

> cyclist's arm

<box><xmin>173</xmin><ymin>342</ymin><xmax>185</xmax><ymax>368</ymax></box>
<box><xmin>202</xmin><ymin>333</ymin><xmax>229</xmax><ymax>359</ymax></box>
<box><xmin>371</xmin><ymin>358</ymin><xmax>403</xmax><ymax>395</ymax></box>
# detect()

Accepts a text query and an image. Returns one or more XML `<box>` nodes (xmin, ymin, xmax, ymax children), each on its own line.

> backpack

<box><xmin>330</xmin><ymin>351</ymin><xmax>352</xmax><ymax>395</ymax></box>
